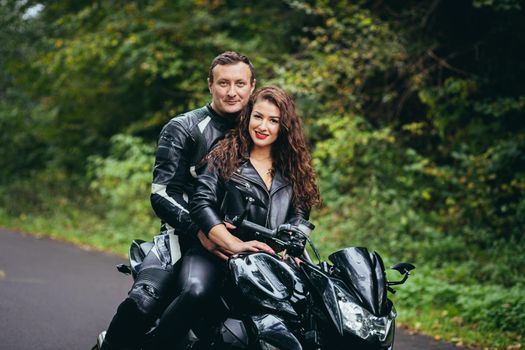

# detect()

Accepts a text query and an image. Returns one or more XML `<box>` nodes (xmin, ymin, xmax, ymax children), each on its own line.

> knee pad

<box><xmin>128</xmin><ymin>268</ymin><xmax>174</xmax><ymax>318</ymax></box>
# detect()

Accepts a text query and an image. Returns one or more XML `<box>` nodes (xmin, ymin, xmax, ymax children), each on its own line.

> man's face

<box><xmin>208</xmin><ymin>62</ymin><xmax>255</xmax><ymax>116</ymax></box>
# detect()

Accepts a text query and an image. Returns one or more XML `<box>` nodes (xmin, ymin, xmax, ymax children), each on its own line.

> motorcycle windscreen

<box><xmin>229</xmin><ymin>252</ymin><xmax>299</xmax><ymax>317</ymax></box>
<box><xmin>328</xmin><ymin>247</ymin><xmax>387</xmax><ymax>316</ymax></box>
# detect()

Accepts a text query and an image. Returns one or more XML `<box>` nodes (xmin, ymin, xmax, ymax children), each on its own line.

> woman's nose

<box><xmin>258</xmin><ymin>120</ymin><xmax>268</xmax><ymax>130</ymax></box>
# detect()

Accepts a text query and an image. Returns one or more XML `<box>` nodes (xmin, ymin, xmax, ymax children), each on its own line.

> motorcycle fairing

<box><xmin>300</xmin><ymin>263</ymin><xmax>345</xmax><ymax>336</ymax></box>
<box><xmin>218</xmin><ymin>318</ymin><xmax>250</xmax><ymax>348</ymax></box>
<box><xmin>251</xmin><ymin>314</ymin><xmax>302</xmax><ymax>350</ymax></box>
<box><xmin>229</xmin><ymin>252</ymin><xmax>304</xmax><ymax>317</ymax></box>
<box><xmin>328</xmin><ymin>247</ymin><xmax>387</xmax><ymax>316</ymax></box>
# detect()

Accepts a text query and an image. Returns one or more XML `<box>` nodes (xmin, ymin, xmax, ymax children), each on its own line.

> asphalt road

<box><xmin>0</xmin><ymin>228</ymin><xmax>468</xmax><ymax>350</ymax></box>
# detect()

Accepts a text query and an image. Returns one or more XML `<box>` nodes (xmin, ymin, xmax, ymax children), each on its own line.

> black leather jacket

<box><xmin>150</xmin><ymin>105</ymin><xmax>235</xmax><ymax>248</ymax></box>
<box><xmin>190</xmin><ymin>160</ymin><xmax>309</xmax><ymax>241</ymax></box>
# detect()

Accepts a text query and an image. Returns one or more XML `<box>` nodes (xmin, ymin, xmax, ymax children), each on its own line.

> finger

<box><xmin>261</xmin><ymin>243</ymin><xmax>275</xmax><ymax>254</ymax></box>
<box><xmin>240</xmin><ymin>241</ymin><xmax>259</xmax><ymax>252</ymax></box>
<box><xmin>197</xmin><ymin>231</ymin><xmax>208</xmax><ymax>245</ymax></box>
<box><xmin>224</xmin><ymin>222</ymin><xmax>237</xmax><ymax>230</ymax></box>
<box><xmin>220</xmin><ymin>247</ymin><xmax>236</xmax><ymax>256</ymax></box>
<box><xmin>214</xmin><ymin>250</ymin><xmax>229</xmax><ymax>261</ymax></box>
<box><xmin>253</xmin><ymin>241</ymin><xmax>275</xmax><ymax>254</ymax></box>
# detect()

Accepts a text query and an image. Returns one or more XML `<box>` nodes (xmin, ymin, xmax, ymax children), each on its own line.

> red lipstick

<box><xmin>255</xmin><ymin>132</ymin><xmax>268</xmax><ymax>140</ymax></box>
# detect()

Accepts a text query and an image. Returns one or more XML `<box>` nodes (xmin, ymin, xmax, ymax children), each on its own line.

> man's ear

<box><xmin>207</xmin><ymin>78</ymin><xmax>213</xmax><ymax>93</ymax></box>
<box><xmin>250</xmin><ymin>79</ymin><xmax>257</xmax><ymax>94</ymax></box>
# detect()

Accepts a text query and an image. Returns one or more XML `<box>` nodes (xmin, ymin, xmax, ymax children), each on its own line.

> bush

<box><xmin>88</xmin><ymin>133</ymin><xmax>156</xmax><ymax>230</ymax></box>
<box><xmin>394</xmin><ymin>270</ymin><xmax>525</xmax><ymax>337</ymax></box>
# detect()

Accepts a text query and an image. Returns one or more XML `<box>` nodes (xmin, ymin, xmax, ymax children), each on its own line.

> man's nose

<box><xmin>226</xmin><ymin>84</ymin><xmax>237</xmax><ymax>97</ymax></box>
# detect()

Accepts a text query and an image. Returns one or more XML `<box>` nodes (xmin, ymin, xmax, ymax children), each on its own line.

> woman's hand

<box><xmin>229</xmin><ymin>240</ymin><xmax>275</xmax><ymax>255</ymax></box>
<box><xmin>208</xmin><ymin>223</ymin><xmax>276</xmax><ymax>256</ymax></box>
<box><xmin>221</xmin><ymin>222</ymin><xmax>275</xmax><ymax>254</ymax></box>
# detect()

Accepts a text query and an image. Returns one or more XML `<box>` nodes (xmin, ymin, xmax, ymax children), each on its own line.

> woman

<box><xmin>151</xmin><ymin>86</ymin><xmax>319</xmax><ymax>348</ymax></box>
<box><xmin>191</xmin><ymin>85</ymin><xmax>320</xmax><ymax>253</ymax></box>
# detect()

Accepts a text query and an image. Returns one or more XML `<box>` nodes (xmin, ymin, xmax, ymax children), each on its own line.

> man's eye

<box><xmin>219</xmin><ymin>81</ymin><xmax>228</xmax><ymax>87</ymax></box>
<box><xmin>237</xmin><ymin>82</ymin><xmax>246</xmax><ymax>87</ymax></box>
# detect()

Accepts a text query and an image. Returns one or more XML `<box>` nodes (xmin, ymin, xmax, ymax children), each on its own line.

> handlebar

<box><xmin>238</xmin><ymin>220</ymin><xmax>275</xmax><ymax>239</ymax></box>
<box><xmin>228</xmin><ymin>195</ymin><xmax>320</xmax><ymax>261</ymax></box>
<box><xmin>236</xmin><ymin>219</ymin><xmax>318</xmax><ymax>259</ymax></box>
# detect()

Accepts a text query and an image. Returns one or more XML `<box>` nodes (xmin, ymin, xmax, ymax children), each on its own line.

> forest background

<box><xmin>1</xmin><ymin>0</ymin><xmax>524</xmax><ymax>348</ymax></box>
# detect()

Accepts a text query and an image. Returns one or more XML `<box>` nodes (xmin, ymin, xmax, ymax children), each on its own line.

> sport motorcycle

<box><xmin>97</xmin><ymin>188</ymin><xmax>414</xmax><ymax>349</ymax></box>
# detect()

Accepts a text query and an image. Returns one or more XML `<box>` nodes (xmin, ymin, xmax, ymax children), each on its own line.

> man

<box><xmin>99</xmin><ymin>51</ymin><xmax>257</xmax><ymax>350</ymax></box>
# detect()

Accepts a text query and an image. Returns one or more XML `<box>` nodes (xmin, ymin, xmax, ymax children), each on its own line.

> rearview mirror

<box><xmin>391</xmin><ymin>262</ymin><xmax>416</xmax><ymax>275</ymax></box>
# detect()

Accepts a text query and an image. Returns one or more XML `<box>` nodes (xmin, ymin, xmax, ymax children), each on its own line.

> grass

<box><xmin>397</xmin><ymin>308</ymin><xmax>523</xmax><ymax>349</ymax></box>
<box><xmin>0</xmin><ymin>208</ymin><xmax>153</xmax><ymax>256</ymax></box>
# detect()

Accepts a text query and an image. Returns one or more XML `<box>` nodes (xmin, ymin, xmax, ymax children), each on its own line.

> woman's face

<box><xmin>248</xmin><ymin>98</ymin><xmax>281</xmax><ymax>150</ymax></box>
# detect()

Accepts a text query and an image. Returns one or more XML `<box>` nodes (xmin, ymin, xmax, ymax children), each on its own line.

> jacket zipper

<box><xmin>231</xmin><ymin>172</ymin><xmax>288</xmax><ymax>227</ymax></box>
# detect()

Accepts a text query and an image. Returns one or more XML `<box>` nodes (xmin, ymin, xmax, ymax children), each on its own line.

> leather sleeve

<box><xmin>150</xmin><ymin>118</ymin><xmax>199</xmax><ymax>236</ymax></box>
<box><xmin>190</xmin><ymin>165</ymin><xmax>226</xmax><ymax>236</ymax></box>
<box><xmin>285</xmin><ymin>205</ymin><xmax>310</xmax><ymax>226</ymax></box>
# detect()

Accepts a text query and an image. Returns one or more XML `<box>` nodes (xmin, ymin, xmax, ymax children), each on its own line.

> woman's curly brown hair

<box><xmin>207</xmin><ymin>86</ymin><xmax>320</xmax><ymax>210</ymax></box>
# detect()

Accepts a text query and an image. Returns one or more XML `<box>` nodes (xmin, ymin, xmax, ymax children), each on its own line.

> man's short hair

<box><xmin>208</xmin><ymin>51</ymin><xmax>255</xmax><ymax>84</ymax></box>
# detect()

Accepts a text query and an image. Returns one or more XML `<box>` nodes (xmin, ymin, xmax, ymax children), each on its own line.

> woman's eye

<box><xmin>271</xmin><ymin>119</ymin><xmax>279</xmax><ymax>124</ymax></box>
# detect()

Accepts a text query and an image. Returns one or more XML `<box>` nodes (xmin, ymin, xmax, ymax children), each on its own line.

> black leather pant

<box><xmin>101</xmin><ymin>247</ymin><xmax>180</xmax><ymax>350</ymax></box>
<box><xmin>150</xmin><ymin>246</ymin><xmax>225</xmax><ymax>349</ymax></box>
<box><xmin>102</xmin><ymin>246</ymin><xmax>223</xmax><ymax>350</ymax></box>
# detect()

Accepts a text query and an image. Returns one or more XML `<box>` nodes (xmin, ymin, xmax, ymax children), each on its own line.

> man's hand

<box><xmin>197</xmin><ymin>230</ymin><xmax>230</xmax><ymax>261</ymax></box>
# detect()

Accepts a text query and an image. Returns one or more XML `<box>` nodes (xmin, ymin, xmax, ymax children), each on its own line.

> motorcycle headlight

<box><xmin>335</xmin><ymin>286</ymin><xmax>396</xmax><ymax>341</ymax></box>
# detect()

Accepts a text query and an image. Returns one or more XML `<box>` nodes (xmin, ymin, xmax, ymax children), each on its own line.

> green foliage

<box><xmin>393</xmin><ymin>270</ymin><xmax>525</xmax><ymax>345</ymax></box>
<box><xmin>473</xmin><ymin>0</ymin><xmax>522</xmax><ymax>11</ymax></box>
<box><xmin>1</xmin><ymin>0</ymin><xmax>308</xmax><ymax>176</ymax></box>
<box><xmin>1</xmin><ymin>0</ymin><xmax>525</xmax><ymax>347</ymax></box>
<box><xmin>88</xmin><ymin>134</ymin><xmax>156</xmax><ymax>230</ymax></box>
<box><xmin>418</xmin><ymin>78</ymin><xmax>525</xmax><ymax>242</ymax></box>
<box><xmin>0</xmin><ymin>1</ymin><xmax>47</xmax><ymax>181</ymax></box>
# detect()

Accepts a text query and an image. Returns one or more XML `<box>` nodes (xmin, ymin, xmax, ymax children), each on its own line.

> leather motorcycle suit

<box><xmin>101</xmin><ymin>105</ymin><xmax>236</xmax><ymax>350</ymax></box>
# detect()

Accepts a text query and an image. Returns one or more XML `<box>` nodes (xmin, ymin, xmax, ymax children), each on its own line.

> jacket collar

<box><xmin>237</xmin><ymin>160</ymin><xmax>289</xmax><ymax>194</ymax></box>
<box><xmin>206</xmin><ymin>104</ymin><xmax>236</xmax><ymax>129</ymax></box>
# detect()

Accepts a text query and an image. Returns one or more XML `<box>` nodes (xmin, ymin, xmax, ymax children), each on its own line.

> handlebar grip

<box><xmin>239</xmin><ymin>220</ymin><xmax>276</xmax><ymax>239</ymax></box>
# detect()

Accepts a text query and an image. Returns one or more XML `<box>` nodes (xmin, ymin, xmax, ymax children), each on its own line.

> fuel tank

<box><xmin>228</xmin><ymin>252</ymin><xmax>307</xmax><ymax>317</ymax></box>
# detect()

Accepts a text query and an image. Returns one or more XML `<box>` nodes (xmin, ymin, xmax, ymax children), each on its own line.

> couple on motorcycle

<box><xmin>99</xmin><ymin>51</ymin><xmax>320</xmax><ymax>350</ymax></box>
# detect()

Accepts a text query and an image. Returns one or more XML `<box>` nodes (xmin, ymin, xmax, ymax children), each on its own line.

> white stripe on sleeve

<box><xmin>151</xmin><ymin>183</ymin><xmax>189</xmax><ymax>213</ymax></box>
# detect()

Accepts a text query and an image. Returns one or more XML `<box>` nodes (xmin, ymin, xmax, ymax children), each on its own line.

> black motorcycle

<box><xmin>99</xmin><ymin>191</ymin><xmax>414</xmax><ymax>350</ymax></box>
